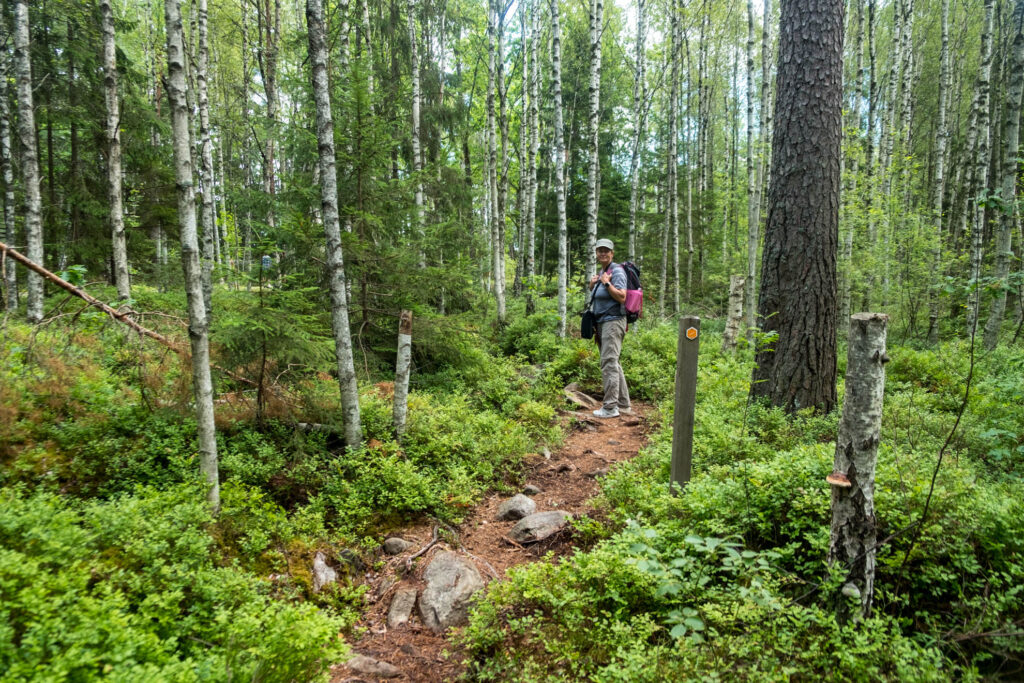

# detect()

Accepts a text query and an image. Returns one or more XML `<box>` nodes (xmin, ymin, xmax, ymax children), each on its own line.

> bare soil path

<box><xmin>331</xmin><ymin>403</ymin><xmax>653</xmax><ymax>683</ymax></box>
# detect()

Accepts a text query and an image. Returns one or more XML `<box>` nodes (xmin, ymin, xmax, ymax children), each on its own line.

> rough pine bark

<box><xmin>164</xmin><ymin>0</ymin><xmax>220</xmax><ymax>510</ymax></box>
<box><xmin>393</xmin><ymin>310</ymin><xmax>413</xmax><ymax>438</ymax></box>
<box><xmin>983</xmin><ymin>0</ymin><xmax>1024</xmax><ymax>349</ymax></box>
<box><xmin>828</xmin><ymin>312</ymin><xmax>888</xmax><ymax>621</ymax></box>
<box><xmin>14</xmin><ymin>0</ymin><xmax>44</xmax><ymax>323</ymax></box>
<box><xmin>584</xmin><ymin>0</ymin><xmax>604</xmax><ymax>279</ymax></box>
<box><xmin>0</xmin><ymin>48</ymin><xmax>18</xmax><ymax>312</ymax></box>
<box><xmin>306</xmin><ymin>0</ymin><xmax>363</xmax><ymax>450</ymax></box>
<box><xmin>551</xmin><ymin>0</ymin><xmax>568</xmax><ymax>337</ymax></box>
<box><xmin>751</xmin><ymin>0</ymin><xmax>843</xmax><ymax>414</ymax></box>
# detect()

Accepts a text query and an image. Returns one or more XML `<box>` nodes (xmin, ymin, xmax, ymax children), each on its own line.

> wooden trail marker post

<box><xmin>671</xmin><ymin>316</ymin><xmax>700</xmax><ymax>491</ymax></box>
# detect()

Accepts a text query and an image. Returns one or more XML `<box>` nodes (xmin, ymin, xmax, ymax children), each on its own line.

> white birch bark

<box><xmin>14</xmin><ymin>0</ymin><xmax>43</xmax><ymax>323</ymax></box>
<box><xmin>306</xmin><ymin>0</ymin><xmax>362</xmax><ymax>449</ymax></box>
<box><xmin>164</xmin><ymin>0</ymin><xmax>220</xmax><ymax>511</ymax></box>
<box><xmin>0</xmin><ymin>48</ymin><xmax>17</xmax><ymax>312</ymax></box>
<box><xmin>840</xmin><ymin>0</ymin><xmax>864</xmax><ymax>330</ymax></box>
<box><xmin>259</xmin><ymin>0</ymin><xmax>279</xmax><ymax>231</ymax></box>
<box><xmin>196</xmin><ymin>0</ymin><xmax>215</xmax><ymax>312</ymax></box>
<box><xmin>407</xmin><ymin>0</ymin><xmax>426</xmax><ymax>268</ymax></box>
<box><xmin>722</xmin><ymin>275</ymin><xmax>746</xmax><ymax>352</ymax></box>
<box><xmin>526</xmin><ymin>0</ymin><xmax>540</xmax><ymax>309</ymax></box>
<box><xmin>584</xmin><ymin>0</ymin><xmax>604</xmax><ymax>279</ymax></box>
<box><xmin>747</xmin><ymin>0</ymin><xmax>772</xmax><ymax>339</ymax></box>
<box><xmin>927</xmin><ymin>0</ymin><xmax>951</xmax><ymax>344</ymax></box>
<box><xmin>102</xmin><ymin>0</ymin><xmax>130</xmax><ymax>301</ymax></box>
<box><xmin>829</xmin><ymin>313</ymin><xmax>888</xmax><ymax>621</ymax></box>
<box><xmin>983</xmin><ymin>0</ymin><xmax>1023</xmax><ymax>349</ymax></box>
<box><xmin>627</xmin><ymin>0</ymin><xmax>648</xmax><ymax>264</ymax></box>
<box><xmin>393</xmin><ymin>310</ymin><xmax>412</xmax><ymax>438</ymax></box>
<box><xmin>496</xmin><ymin>2</ymin><xmax>508</xmax><ymax>321</ymax></box>
<box><xmin>667</xmin><ymin>3</ymin><xmax>680</xmax><ymax>315</ymax></box>
<box><xmin>966</xmin><ymin>0</ymin><xmax>996</xmax><ymax>336</ymax></box>
<box><xmin>551</xmin><ymin>0</ymin><xmax>568</xmax><ymax>337</ymax></box>
<box><xmin>486</xmin><ymin>0</ymin><xmax>505</xmax><ymax>322</ymax></box>
<box><xmin>745</xmin><ymin>0</ymin><xmax>757</xmax><ymax>336</ymax></box>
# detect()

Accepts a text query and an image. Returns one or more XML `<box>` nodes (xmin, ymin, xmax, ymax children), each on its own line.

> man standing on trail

<box><xmin>589</xmin><ymin>238</ymin><xmax>631</xmax><ymax>419</ymax></box>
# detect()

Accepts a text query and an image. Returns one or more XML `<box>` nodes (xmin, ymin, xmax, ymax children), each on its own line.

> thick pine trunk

<box><xmin>966</xmin><ymin>0</ymin><xmax>996</xmax><ymax>336</ymax></box>
<box><xmin>829</xmin><ymin>312</ymin><xmax>888</xmax><ymax>621</ymax></box>
<box><xmin>551</xmin><ymin>0</ymin><xmax>568</xmax><ymax>337</ymax></box>
<box><xmin>983</xmin><ymin>0</ymin><xmax>1024</xmax><ymax>349</ymax></box>
<box><xmin>0</xmin><ymin>49</ymin><xmax>17</xmax><ymax>312</ymax></box>
<box><xmin>584</xmin><ymin>0</ymin><xmax>604</xmax><ymax>279</ymax></box>
<box><xmin>14</xmin><ymin>0</ymin><xmax>44</xmax><ymax>323</ymax></box>
<box><xmin>751</xmin><ymin>0</ymin><xmax>842</xmax><ymax>414</ymax></box>
<box><xmin>306</xmin><ymin>0</ymin><xmax>362</xmax><ymax>450</ymax></box>
<box><xmin>164</xmin><ymin>0</ymin><xmax>220</xmax><ymax>511</ymax></box>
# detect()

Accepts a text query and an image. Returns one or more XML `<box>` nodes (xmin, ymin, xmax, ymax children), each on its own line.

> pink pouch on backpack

<box><xmin>624</xmin><ymin>288</ymin><xmax>643</xmax><ymax>315</ymax></box>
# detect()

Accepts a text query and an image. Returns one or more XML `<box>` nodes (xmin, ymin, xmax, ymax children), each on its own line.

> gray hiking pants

<box><xmin>597</xmin><ymin>317</ymin><xmax>630</xmax><ymax>412</ymax></box>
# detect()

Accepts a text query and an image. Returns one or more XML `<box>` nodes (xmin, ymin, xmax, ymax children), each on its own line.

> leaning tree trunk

<box><xmin>164</xmin><ymin>0</ymin><xmax>220</xmax><ymax>511</ymax></box>
<box><xmin>966</xmin><ymin>0</ymin><xmax>996</xmax><ymax>337</ymax></box>
<box><xmin>828</xmin><ymin>312</ymin><xmax>889</xmax><ymax>622</ymax></box>
<box><xmin>307</xmin><ymin>0</ymin><xmax>363</xmax><ymax>450</ymax></box>
<box><xmin>751</xmin><ymin>0</ymin><xmax>843</xmax><ymax>414</ymax></box>
<box><xmin>551</xmin><ymin>0</ymin><xmax>568</xmax><ymax>338</ymax></box>
<box><xmin>983</xmin><ymin>0</ymin><xmax>1024</xmax><ymax>350</ymax></box>
<box><xmin>0</xmin><ymin>48</ymin><xmax>17</xmax><ymax>312</ymax></box>
<box><xmin>196</xmin><ymin>0</ymin><xmax>215</xmax><ymax>312</ymax></box>
<box><xmin>13</xmin><ymin>0</ymin><xmax>44</xmax><ymax>323</ymax></box>
<box><xmin>627</xmin><ymin>0</ymin><xmax>648</xmax><ymax>264</ymax></box>
<box><xmin>584</xmin><ymin>0</ymin><xmax>604</xmax><ymax>279</ymax></box>
<box><xmin>102</xmin><ymin>0</ymin><xmax>130</xmax><ymax>301</ymax></box>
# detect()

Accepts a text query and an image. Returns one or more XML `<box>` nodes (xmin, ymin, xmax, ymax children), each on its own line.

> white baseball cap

<box><xmin>595</xmin><ymin>238</ymin><xmax>614</xmax><ymax>250</ymax></box>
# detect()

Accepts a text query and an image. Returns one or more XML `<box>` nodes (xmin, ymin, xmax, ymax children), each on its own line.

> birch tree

<box><xmin>551</xmin><ymin>0</ymin><xmax>568</xmax><ymax>337</ymax></box>
<box><xmin>408</xmin><ymin>0</ymin><xmax>426</xmax><ymax>267</ymax></box>
<box><xmin>526</xmin><ymin>0</ymin><xmax>541</xmax><ymax>313</ymax></box>
<box><xmin>486</xmin><ymin>0</ymin><xmax>505</xmax><ymax>324</ymax></box>
<box><xmin>745</xmin><ymin>0</ymin><xmax>757</xmax><ymax>336</ymax></box>
<box><xmin>13</xmin><ymin>0</ymin><xmax>44</xmax><ymax>323</ymax></box>
<box><xmin>164</xmin><ymin>0</ymin><xmax>220</xmax><ymax>511</ymax></box>
<box><xmin>666</xmin><ymin>1</ymin><xmax>680</xmax><ymax>315</ymax></box>
<box><xmin>0</xmin><ymin>48</ymin><xmax>17</xmax><ymax>313</ymax></box>
<box><xmin>983</xmin><ymin>0</ymin><xmax>1024</xmax><ymax>349</ymax></box>
<box><xmin>196</xmin><ymin>0</ymin><xmax>215</xmax><ymax>312</ymax></box>
<box><xmin>627</xmin><ymin>0</ymin><xmax>648</xmax><ymax>263</ymax></box>
<box><xmin>584</xmin><ymin>0</ymin><xmax>604</xmax><ymax>279</ymax></box>
<box><xmin>306</xmin><ymin>0</ymin><xmax>362</xmax><ymax>449</ymax></box>
<box><xmin>102</xmin><ymin>0</ymin><xmax>131</xmax><ymax>301</ymax></box>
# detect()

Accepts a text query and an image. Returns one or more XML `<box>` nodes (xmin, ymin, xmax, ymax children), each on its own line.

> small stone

<box><xmin>496</xmin><ymin>494</ymin><xmax>537</xmax><ymax>521</ymax></box>
<box><xmin>382</xmin><ymin>537</ymin><xmax>413</xmax><ymax>555</ymax></box>
<box><xmin>348</xmin><ymin>654</ymin><xmax>401</xmax><ymax>678</ymax></box>
<box><xmin>508</xmin><ymin>511</ymin><xmax>572</xmax><ymax>544</ymax></box>
<box><xmin>312</xmin><ymin>551</ymin><xmax>337</xmax><ymax>593</ymax></box>
<box><xmin>555</xmin><ymin>462</ymin><xmax>575</xmax><ymax>473</ymax></box>
<box><xmin>585</xmin><ymin>468</ymin><xmax>608</xmax><ymax>479</ymax></box>
<box><xmin>523</xmin><ymin>484</ymin><xmax>542</xmax><ymax>495</ymax></box>
<box><xmin>623</xmin><ymin>419</ymin><xmax>641</xmax><ymax>427</ymax></box>
<box><xmin>607</xmin><ymin>439</ymin><xmax>620</xmax><ymax>445</ymax></box>
<box><xmin>387</xmin><ymin>587</ymin><xmax>418</xmax><ymax>628</ymax></box>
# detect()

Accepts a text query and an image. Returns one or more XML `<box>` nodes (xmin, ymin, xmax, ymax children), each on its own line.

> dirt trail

<box><xmin>331</xmin><ymin>403</ymin><xmax>652</xmax><ymax>683</ymax></box>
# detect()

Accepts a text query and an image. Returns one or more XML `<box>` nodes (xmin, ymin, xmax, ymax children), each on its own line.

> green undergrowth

<box><xmin>463</xmin><ymin>334</ymin><xmax>1024</xmax><ymax>681</ymax></box>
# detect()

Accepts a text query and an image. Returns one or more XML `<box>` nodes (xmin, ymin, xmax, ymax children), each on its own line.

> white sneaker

<box><xmin>618</xmin><ymin>406</ymin><xmax>634</xmax><ymax>416</ymax></box>
<box><xmin>593</xmin><ymin>407</ymin><xmax>620</xmax><ymax>418</ymax></box>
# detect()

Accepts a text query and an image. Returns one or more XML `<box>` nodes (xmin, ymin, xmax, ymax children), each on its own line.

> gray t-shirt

<box><xmin>591</xmin><ymin>263</ymin><xmax>626</xmax><ymax>323</ymax></box>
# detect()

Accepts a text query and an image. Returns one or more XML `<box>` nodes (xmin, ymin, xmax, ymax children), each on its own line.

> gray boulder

<box><xmin>312</xmin><ymin>551</ymin><xmax>337</xmax><ymax>593</ymax></box>
<box><xmin>508</xmin><ymin>511</ymin><xmax>572</xmax><ymax>544</ymax></box>
<box><xmin>382</xmin><ymin>537</ymin><xmax>413</xmax><ymax>555</ymax></box>
<box><xmin>418</xmin><ymin>551</ymin><xmax>485</xmax><ymax>632</ymax></box>
<box><xmin>523</xmin><ymin>484</ymin><xmax>542</xmax><ymax>495</ymax></box>
<box><xmin>348</xmin><ymin>654</ymin><xmax>401</xmax><ymax>679</ymax></box>
<box><xmin>387</xmin><ymin>587</ymin><xmax>418</xmax><ymax>629</ymax></box>
<box><xmin>496</xmin><ymin>494</ymin><xmax>537</xmax><ymax>521</ymax></box>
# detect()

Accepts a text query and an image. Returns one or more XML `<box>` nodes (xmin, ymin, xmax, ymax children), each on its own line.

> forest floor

<box><xmin>330</xmin><ymin>402</ymin><xmax>653</xmax><ymax>683</ymax></box>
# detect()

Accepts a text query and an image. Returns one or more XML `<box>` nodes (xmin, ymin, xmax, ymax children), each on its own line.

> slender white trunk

<box><xmin>164</xmin><ymin>0</ymin><xmax>220</xmax><ymax>511</ymax></box>
<box><xmin>966</xmin><ymin>0</ymin><xmax>996</xmax><ymax>336</ymax></box>
<box><xmin>196</xmin><ymin>0</ymin><xmax>215</xmax><ymax>312</ymax></box>
<box><xmin>527</xmin><ymin>0</ymin><xmax>540</xmax><ymax>293</ymax></box>
<box><xmin>668</xmin><ymin>2</ymin><xmax>680</xmax><ymax>315</ymax></box>
<box><xmin>841</xmin><ymin>0</ymin><xmax>865</xmax><ymax>330</ymax></box>
<box><xmin>14</xmin><ymin>0</ymin><xmax>43</xmax><ymax>323</ymax></box>
<box><xmin>585</xmin><ymin>0</ymin><xmax>604</xmax><ymax>279</ymax></box>
<box><xmin>627</xmin><ymin>0</ymin><xmax>647</xmax><ymax>264</ymax></box>
<box><xmin>983</xmin><ymin>0</ymin><xmax>1023</xmax><ymax>349</ymax></box>
<box><xmin>747</xmin><ymin>0</ymin><xmax>772</xmax><ymax>339</ymax></box>
<box><xmin>1</xmin><ymin>48</ymin><xmax>18</xmax><ymax>312</ymax></box>
<box><xmin>407</xmin><ymin>0</ymin><xmax>426</xmax><ymax>268</ymax></box>
<box><xmin>745</xmin><ymin>0</ymin><xmax>757</xmax><ymax>337</ymax></box>
<box><xmin>102</xmin><ymin>0</ymin><xmax>130</xmax><ymax>300</ymax></box>
<box><xmin>928</xmin><ymin>0</ymin><xmax>951</xmax><ymax>344</ymax></box>
<box><xmin>306</xmin><ymin>0</ymin><xmax>363</xmax><ymax>449</ymax></box>
<box><xmin>551</xmin><ymin>0</ymin><xmax>568</xmax><ymax>337</ymax></box>
<box><xmin>486</xmin><ymin>0</ymin><xmax>505</xmax><ymax>323</ymax></box>
<box><xmin>393</xmin><ymin>311</ymin><xmax>412</xmax><ymax>438</ymax></box>
<box><xmin>722</xmin><ymin>275</ymin><xmax>746</xmax><ymax>351</ymax></box>
<box><xmin>496</xmin><ymin>3</ymin><xmax>509</xmax><ymax>321</ymax></box>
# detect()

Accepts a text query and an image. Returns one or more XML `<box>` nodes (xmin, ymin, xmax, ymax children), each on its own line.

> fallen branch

<box><xmin>405</xmin><ymin>524</ymin><xmax>440</xmax><ymax>572</ymax></box>
<box><xmin>0</xmin><ymin>240</ymin><xmax>255</xmax><ymax>387</ymax></box>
